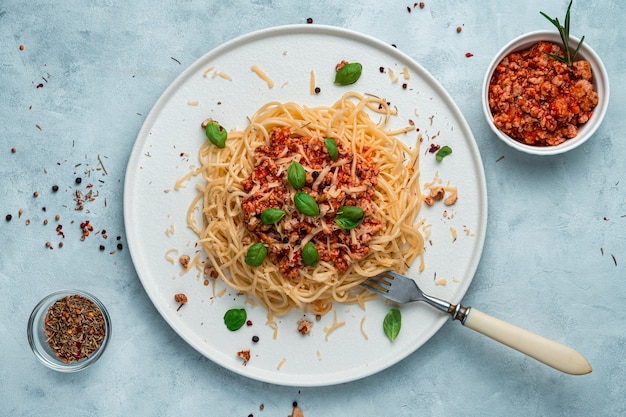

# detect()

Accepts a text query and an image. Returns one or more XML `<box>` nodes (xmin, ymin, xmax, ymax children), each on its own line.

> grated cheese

<box><xmin>360</xmin><ymin>316</ymin><xmax>369</xmax><ymax>340</ymax></box>
<box><xmin>251</xmin><ymin>64</ymin><xmax>274</xmax><ymax>88</ymax></box>
<box><xmin>202</xmin><ymin>66</ymin><xmax>215</xmax><ymax>77</ymax></box>
<box><xmin>165</xmin><ymin>248</ymin><xmax>179</xmax><ymax>264</ymax></box>
<box><xmin>323</xmin><ymin>310</ymin><xmax>346</xmax><ymax>341</ymax></box>
<box><xmin>309</xmin><ymin>70</ymin><xmax>316</xmax><ymax>95</ymax></box>
<box><xmin>277</xmin><ymin>357</ymin><xmax>287</xmax><ymax>370</ymax></box>
<box><xmin>388</xmin><ymin>68</ymin><xmax>398</xmax><ymax>83</ymax></box>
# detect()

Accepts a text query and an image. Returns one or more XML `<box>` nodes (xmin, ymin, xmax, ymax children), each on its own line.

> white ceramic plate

<box><xmin>124</xmin><ymin>24</ymin><xmax>487</xmax><ymax>386</ymax></box>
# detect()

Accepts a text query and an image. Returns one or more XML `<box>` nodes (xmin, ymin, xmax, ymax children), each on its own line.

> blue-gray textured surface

<box><xmin>1</xmin><ymin>1</ymin><xmax>624</xmax><ymax>416</ymax></box>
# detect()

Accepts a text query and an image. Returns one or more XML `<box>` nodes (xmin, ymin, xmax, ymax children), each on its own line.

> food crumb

<box><xmin>237</xmin><ymin>349</ymin><xmax>251</xmax><ymax>365</ymax></box>
<box><xmin>297</xmin><ymin>318</ymin><xmax>314</xmax><ymax>335</ymax></box>
<box><xmin>175</xmin><ymin>293</ymin><xmax>188</xmax><ymax>311</ymax></box>
<box><xmin>179</xmin><ymin>254</ymin><xmax>190</xmax><ymax>269</ymax></box>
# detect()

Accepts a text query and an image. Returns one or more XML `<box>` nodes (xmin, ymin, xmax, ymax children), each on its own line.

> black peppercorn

<box><xmin>52</xmin><ymin>185</ymin><xmax>59</xmax><ymax>192</ymax></box>
<box><xmin>75</xmin><ymin>177</ymin><xmax>82</xmax><ymax>184</ymax></box>
<box><xmin>312</xmin><ymin>171</ymin><xmax>319</xmax><ymax>179</ymax></box>
<box><xmin>252</xmin><ymin>335</ymin><xmax>259</xmax><ymax>343</ymax></box>
<box><xmin>5</xmin><ymin>214</ymin><xmax>12</xmax><ymax>221</ymax></box>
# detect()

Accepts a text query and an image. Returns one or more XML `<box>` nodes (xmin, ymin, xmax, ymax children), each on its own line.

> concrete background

<box><xmin>1</xmin><ymin>1</ymin><xmax>624</xmax><ymax>416</ymax></box>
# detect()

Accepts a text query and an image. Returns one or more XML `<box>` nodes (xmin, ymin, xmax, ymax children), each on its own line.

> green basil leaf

<box><xmin>335</xmin><ymin>206</ymin><xmax>365</xmax><ymax>229</ymax></box>
<box><xmin>223</xmin><ymin>308</ymin><xmax>247</xmax><ymax>331</ymax></box>
<box><xmin>324</xmin><ymin>137</ymin><xmax>339</xmax><ymax>161</ymax></box>
<box><xmin>334</xmin><ymin>62</ymin><xmax>363</xmax><ymax>85</ymax></box>
<box><xmin>301</xmin><ymin>241</ymin><xmax>320</xmax><ymax>267</ymax></box>
<box><xmin>245</xmin><ymin>242</ymin><xmax>267</xmax><ymax>267</ymax></box>
<box><xmin>287</xmin><ymin>161</ymin><xmax>306</xmax><ymax>190</ymax></box>
<box><xmin>294</xmin><ymin>192</ymin><xmax>319</xmax><ymax>216</ymax></box>
<box><xmin>435</xmin><ymin>145</ymin><xmax>452</xmax><ymax>161</ymax></box>
<box><xmin>261</xmin><ymin>208</ymin><xmax>285</xmax><ymax>225</ymax></box>
<box><xmin>383</xmin><ymin>308</ymin><xmax>401</xmax><ymax>342</ymax></box>
<box><xmin>205</xmin><ymin>120</ymin><xmax>228</xmax><ymax>148</ymax></box>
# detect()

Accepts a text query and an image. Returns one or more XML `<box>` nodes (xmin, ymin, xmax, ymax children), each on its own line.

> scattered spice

<box><xmin>75</xmin><ymin>177</ymin><xmax>82</xmax><ymax>184</ymax></box>
<box><xmin>5</xmin><ymin>214</ymin><xmax>11</xmax><ymax>222</ymax></box>
<box><xmin>465</xmin><ymin>52</ymin><xmax>474</xmax><ymax>58</ymax></box>
<box><xmin>419</xmin><ymin>2</ymin><xmax>425</xmax><ymax>8</ymax></box>
<box><xmin>314</xmin><ymin>86</ymin><xmax>321</xmax><ymax>94</ymax></box>
<box><xmin>11</xmin><ymin>147</ymin><xmax>16</xmax><ymax>153</ymax></box>
<box><xmin>306</xmin><ymin>17</ymin><xmax>313</xmax><ymax>24</ymax></box>
<box><xmin>456</xmin><ymin>26</ymin><xmax>463</xmax><ymax>33</ymax></box>
<box><xmin>252</xmin><ymin>335</ymin><xmax>260</xmax><ymax>343</ymax></box>
<box><xmin>52</xmin><ymin>185</ymin><xmax>59</xmax><ymax>192</ymax></box>
<box><xmin>33</xmin><ymin>191</ymin><xmax>39</xmax><ymax>198</ymax></box>
<box><xmin>43</xmin><ymin>294</ymin><xmax>106</xmax><ymax>363</ymax></box>
<box><xmin>19</xmin><ymin>44</ymin><xmax>24</xmax><ymax>51</ymax></box>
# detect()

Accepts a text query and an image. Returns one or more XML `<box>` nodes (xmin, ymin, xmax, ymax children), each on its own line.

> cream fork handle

<box><xmin>463</xmin><ymin>308</ymin><xmax>592</xmax><ymax>375</ymax></box>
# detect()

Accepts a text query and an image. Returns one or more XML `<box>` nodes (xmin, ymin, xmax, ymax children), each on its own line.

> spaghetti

<box><xmin>181</xmin><ymin>92</ymin><xmax>425</xmax><ymax>315</ymax></box>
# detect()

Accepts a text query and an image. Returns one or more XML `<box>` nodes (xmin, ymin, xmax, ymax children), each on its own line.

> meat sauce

<box><xmin>241</xmin><ymin>127</ymin><xmax>382</xmax><ymax>279</ymax></box>
<box><xmin>489</xmin><ymin>41</ymin><xmax>598</xmax><ymax>146</ymax></box>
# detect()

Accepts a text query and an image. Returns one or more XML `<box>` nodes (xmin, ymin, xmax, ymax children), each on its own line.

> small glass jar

<box><xmin>27</xmin><ymin>290</ymin><xmax>111</xmax><ymax>372</ymax></box>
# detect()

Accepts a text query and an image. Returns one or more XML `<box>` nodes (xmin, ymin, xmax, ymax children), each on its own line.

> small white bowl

<box><xmin>27</xmin><ymin>290</ymin><xmax>111</xmax><ymax>372</ymax></box>
<box><xmin>482</xmin><ymin>30</ymin><xmax>609</xmax><ymax>155</ymax></box>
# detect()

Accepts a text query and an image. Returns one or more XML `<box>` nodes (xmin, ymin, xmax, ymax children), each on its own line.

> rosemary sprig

<box><xmin>540</xmin><ymin>0</ymin><xmax>585</xmax><ymax>67</ymax></box>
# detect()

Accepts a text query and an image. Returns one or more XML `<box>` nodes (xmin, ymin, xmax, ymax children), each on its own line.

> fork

<box><xmin>362</xmin><ymin>271</ymin><xmax>592</xmax><ymax>375</ymax></box>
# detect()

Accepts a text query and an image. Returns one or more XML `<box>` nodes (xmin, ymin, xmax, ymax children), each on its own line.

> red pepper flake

<box><xmin>407</xmin><ymin>6</ymin><xmax>411</xmax><ymax>13</ymax></box>
<box><xmin>428</xmin><ymin>143</ymin><xmax>441</xmax><ymax>153</ymax></box>
<box><xmin>36</xmin><ymin>83</ymin><xmax>44</xmax><ymax>88</ymax></box>
<box><xmin>465</xmin><ymin>52</ymin><xmax>474</xmax><ymax>58</ymax></box>
<box><xmin>80</xmin><ymin>220</ymin><xmax>94</xmax><ymax>240</ymax></box>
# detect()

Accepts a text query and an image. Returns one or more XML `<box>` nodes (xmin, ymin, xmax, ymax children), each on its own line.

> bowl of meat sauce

<box><xmin>27</xmin><ymin>290</ymin><xmax>111</xmax><ymax>372</ymax></box>
<box><xmin>482</xmin><ymin>30</ymin><xmax>609</xmax><ymax>155</ymax></box>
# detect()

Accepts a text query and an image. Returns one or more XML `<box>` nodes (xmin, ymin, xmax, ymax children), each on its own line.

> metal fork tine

<box><xmin>360</xmin><ymin>280</ymin><xmax>389</xmax><ymax>295</ymax></box>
